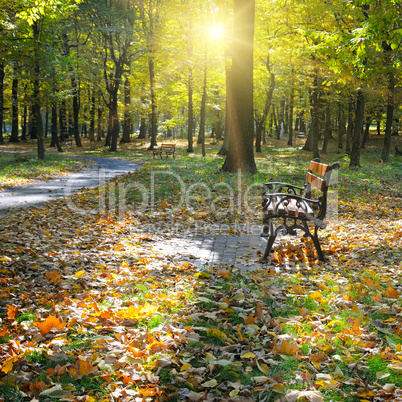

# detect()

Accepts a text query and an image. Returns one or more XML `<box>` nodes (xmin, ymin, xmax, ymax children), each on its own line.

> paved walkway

<box><xmin>0</xmin><ymin>156</ymin><xmax>269</xmax><ymax>270</ymax></box>
<box><xmin>0</xmin><ymin>157</ymin><xmax>140</xmax><ymax>215</ymax></box>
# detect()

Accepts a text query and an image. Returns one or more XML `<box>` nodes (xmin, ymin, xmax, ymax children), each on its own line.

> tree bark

<box><xmin>32</xmin><ymin>20</ymin><xmax>45</xmax><ymax>160</ymax></box>
<box><xmin>0</xmin><ymin>62</ymin><xmax>4</xmax><ymax>144</ymax></box>
<box><xmin>380</xmin><ymin>72</ymin><xmax>394</xmax><ymax>162</ymax></box>
<box><xmin>10</xmin><ymin>77</ymin><xmax>19</xmax><ymax>143</ymax></box>
<box><xmin>221</xmin><ymin>0</ymin><xmax>257</xmax><ymax>173</ymax></box>
<box><xmin>121</xmin><ymin>77</ymin><xmax>132</xmax><ymax>143</ymax></box>
<box><xmin>148</xmin><ymin>56</ymin><xmax>158</xmax><ymax>150</ymax></box>
<box><xmin>349</xmin><ymin>87</ymin><xmax>364</xmax><ymax>167</ymax></box>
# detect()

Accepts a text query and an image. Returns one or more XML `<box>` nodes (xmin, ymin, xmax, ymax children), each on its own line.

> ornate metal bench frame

<box><xmin>260</xmin><ymin>159</ymin><xmax>340</xmax><ymax>263</ymax></box>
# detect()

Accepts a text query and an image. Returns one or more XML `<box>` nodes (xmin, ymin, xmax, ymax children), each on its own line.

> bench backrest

<box><xmin>161</xmin><ymin>144</ymin><xmax>175</xmax><ymax>148</ymax></box>
<box><xmin>305</xmin><ymin>159</ymin><xmax>340</xmax><ymax>219</ymax></box>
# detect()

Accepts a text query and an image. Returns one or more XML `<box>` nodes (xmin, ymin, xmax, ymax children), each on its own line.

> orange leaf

<box><xmin>0</xmin><ymin>326</ymin><xmax>8</xmax><ymax>337</ymax></box>
<box><xmin>245</xmin><ymin>315</ymin><xmax>256</xmax><ymax>324</ymax></box>
<box><xmin>36</xmin><ymin>315</ymin><xmax>66</xmax><ymax>334</ymax></box>
<box><xmin>371</xmin><ymin>293</ymin><xmax>382</xmax><ymax>302</ymax></box>
<box><xmin>217</xmin><ymin>267</ymin><xmax>230</xmax><ymax>278</ymax></box>
<box><xmin>273</xmin><ymin>339</ymin><xmax>299</xmax><ymax>356</ymax></box>
<box><xmin>6</xmin><ymin>305</ymin><xmax>18</xmax><ymax>320</ymax></box>
<box><xmin>45</xmin><ymin>269</ymin><xmax>61</xmax><ymax>283</ymax></box>
<box><xmin>386</xmin><ymin>287</ymin><xmax>400</xmax><ymax>299</ymax></box>
<box><xmin>137</xmin><ymin>386</ymin><xmax>162</xmax><ymax>397</ymax></box>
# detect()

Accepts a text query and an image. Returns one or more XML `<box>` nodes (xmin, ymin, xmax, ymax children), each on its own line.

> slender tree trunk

<box><xmin>338</xmin><ymin>102</ymin><xmax>346</xmax><ymax>149</ymax></box>
<box><xmin>97</xmin><ymin>93</ymin><xmax>103</xmax><ymax>141</ymax></box>
<box><xmin>350</xmin><ymin>87</ymin><xmax>364</xmax><ymax>167</ymax></box>
<box><xmin>71</xmin><ymin>74</ymin><xmax>82</xmax><ymax>147</ymax></box>
<box><xmin>121</xmin><ymin>77</ymin><xmax>132</xmax><ymax>143</ymax></box>
<box><xmin>361</xmin><ymin>116</ymin><xmax>371</xmax><ymax>149</ymax></box>
<box><xmin>218</xmin><ymin>64</ymin><xmax>232</xmax><ymax>156</ymax></box>
<box><xmin>0</xmin><ymin>62</ymin><xmax>4</xmax><ymax>144</ymax></box>
<box><xmin>187</xmin><ymin>71</ymin><xmax>194</xmax><ymax>152</ymax></box>
<box><xmin>287</xmin><ymin>78</ymin><xmax>294</xmax><ymax>146</ymax></box>
<box><xmin>346</xmin><ymin>96</ymin><xmax>354</xmax><ymax>153</ymax></box>
<box><xmin>89</xmin><ymin>91</ymin><xmax>95</xmax><ymax>142</ymax></box>
<box><xmin>381</xmin><ymin>73</ymin><xmax>395</xmax><ymax>163</ymax></box>
<box><xmin>59</xmin><ymin>100</ymin><xmax>68</xmax><ymax>141</ymax></box>
<box><xmin>148</xmin><ymin>56</ymin><xmax>158</xmax><ymax>150</ymax></box>
<box><xmin>32</xmin><ymin>20</ymin><xmax>45</xmax><ymax>160</ymax></box>
<box><xmin>10</xmin><ymin>77</ymin><xmax>19</xmax><ymax>143</ymax></box>
<box><xmin>50</xmin><ymin>100</ymin><xmax>63</xmax><ymax>151</ymax></box>
<box><xmin>322</xmin><ymin>101</ymin><xmax>330</xmax><ymax>153</ymax></box>
<box><xmin>109</xmin><ymin>91</ymin><xmax>120</xmax><ymax>151</ymax></box>
<box><xmin>21</xmin><ymin>104</ymin><xmax>27</xmax><ymax>141</ymax></box>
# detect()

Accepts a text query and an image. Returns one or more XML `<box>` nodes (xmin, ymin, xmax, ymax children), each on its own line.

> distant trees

<box><xmin>0</xmin><ymin>0</ymin><xmax>400</xmax><ymax>164</ymax></box>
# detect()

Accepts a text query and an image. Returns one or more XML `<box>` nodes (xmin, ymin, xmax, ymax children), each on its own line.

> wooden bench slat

<box><xmin>309</xmin><ymin>160</ymin><xmax>329</xmax><ymax>176</ymax></box>
<box><xmin>306</xmin><ymin>172</ymin><xmax>325</xmax><ymax>191</ymax></box>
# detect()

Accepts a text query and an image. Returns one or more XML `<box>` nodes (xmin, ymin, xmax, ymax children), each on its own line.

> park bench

<box><xmin>62</xmin><ymin>137</ymin><xmax>73</xmax><ymax>147</ymax></box>
<box><xmin>260</xmin><ymin>159</ymin><xmax>340</xmax><ymax>263</ymax></box>
<box><xmin>153</xmin><ymin>144</ymin><xmax>176</xmax><ymax>159</ymax></box>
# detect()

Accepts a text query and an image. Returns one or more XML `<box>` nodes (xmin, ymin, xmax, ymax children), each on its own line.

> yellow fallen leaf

<box><xmin>181</xmin><ymin>363</ymin><xmax>191</xmax><ymax>372</ymax></box>
<box><xmin>271</xmin><ymin>383</ymin><xmax>285</xmax><ymax>393</ymax></box>
<box><xmin>241</xmin><ymin>352</ymin><xmax>256</xmax><ymax>359</ymax></box>
<box><xmin>74</xmin><ymin>270</ymin><xmax>86</xmax><ymax>278</ymax></box>
<box><xmin>1</xmin><ymin>356</ymin><xmax>18</xmax><ymax>374</ymax></box>
<box><xmin>206</xmin><ymin>328</ymin><xmax>228</xmax><ymax>341</ymax></box>
<box><xmin>202</xmin><ymin>379</ymin><xmax>217</xmax><ymax>388</ymax></box>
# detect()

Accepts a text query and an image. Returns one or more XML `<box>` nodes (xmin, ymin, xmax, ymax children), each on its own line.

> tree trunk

<box><xmin>50</xmin><ymin>100</ymin><xmax>63</xmax><ymax>152</ymax></box>
<box><xmin>0</xmin><ymin>62</ymin><xmax>4</xmax><ymax>144</ymax></box>
<box><xmin>187</xmin><ymin>70</ymin><xmax>194</xmax><ymax>152</ymax></box>
<box><xmin>121</xmin><ymin>77</ymin><xmax>132</xmax><ymax>143</ymax></box>
<box><xmin>221</xmin><ymin>0</ymin><xmax>257</xmax><ymax>173</ymax></box>
<box><xmin>322</xmin><ymin>101</ymin><xmax>330</xmax><ymax>154</ymax></box>
<box><xmin>337</xmin><ymin>102</ymin><xmax>346</xmax><ymax>149</ymax></box>
<box><xmin>198</xmin><ymin>41</ymin><xmax>207</xmax><ymax>156</ymax></box>
<box><xmin>381</xmin><ymin>73</ymin><xmax>394</xmax><ymax>163</ymax></box>
<box><xmin>148</xmin><ymin>56</ymin><xmax>158</xmax><ymax>150</ymax></box>
<box><xmin>349</xmin><ymin>88</ymin><xmax>364</xmax><ymax>168</ymax></box>
<box><xmin>361</xmin><ymin>116</ymin><xmax>371</xmax><ymax>149</ymax></box>
<box><xmin>59</xmin><ymin>100</ymin><xmax>68</xmax><ymax>141</ymax></box>
<box><xmin>109</xmin><ymin>91</ymin><xmax>120</xmax><ymax>151</ymax></box>
<box><xmin>10</xmin><ymin>77</ymin><xmax>19</xmax><ymax>143</ymax></box>
<box><xmin>138</xmin><ymin>117</ymin><xmax>147</xmax><ymax>139</ymax></box>
<box><xmin>21</xmin><ymin>104</ymin><xmax>27</xmax><ymax>141</ymax></box>
<box><xmin>218</xmin><ymin>64</ymin><xmax>232</xmax><ymax>156</ymax></box>
<box><xmin>97</xmin><ymin>93</ymin><xmax>103</xmax><ymax>141</ymax></box>
<box><xmin>71</xmin><ymin>74</ymin><xmax>82</xmax><ymax>147</ymax></box>
<box><xmin>346</xmin><ymin>96</ymin><xmax>354</xmax><ymax>154</ymax></box>
<box><xmin>32</xmin><ymin>21</ymin><xmax>45</xmax><ymax>160</ymax></box>
<box><xmin>287</xmin><ymin>78</ymin><xmax>294</xmax><ymax>146</ymax></box>
<box><xmin>89</xmin><ymin>91</ymin><xmax>95</xmax><ymax>142</ymax></box>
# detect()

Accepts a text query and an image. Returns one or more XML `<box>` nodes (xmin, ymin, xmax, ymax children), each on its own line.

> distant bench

<box><xmin>153</xmin><ymin>144</ymin><xmax>176</xmax><ymax>159</ymax></box>
<box><xmin>260</xmin><ymin>159</ymin><xmax>339</xmax><ymax>263</ymax></box>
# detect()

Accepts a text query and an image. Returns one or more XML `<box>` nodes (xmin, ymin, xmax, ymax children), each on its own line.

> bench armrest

<box><xmin>262</xmin><ymin>192</ymin><xmax>326</xmax><ymax>228</ymax></box>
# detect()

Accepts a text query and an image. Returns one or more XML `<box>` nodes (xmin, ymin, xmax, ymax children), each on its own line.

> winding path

<box><xmin>0</xmin><ymin>157</ymin><xmax>140</xmax><ymax>215</ymax></box>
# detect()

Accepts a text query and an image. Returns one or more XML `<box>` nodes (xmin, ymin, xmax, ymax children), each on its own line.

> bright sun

<box><xmin>209</xmin><ymin>24</ymin><xmax>224</xmax><ymax>39</ymax></box>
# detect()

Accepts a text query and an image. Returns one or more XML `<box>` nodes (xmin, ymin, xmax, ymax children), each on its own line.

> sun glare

<box><xmin>210</xmin><ymin>24</ymin><xmax>224</xmax><ymax>39</ymax></box>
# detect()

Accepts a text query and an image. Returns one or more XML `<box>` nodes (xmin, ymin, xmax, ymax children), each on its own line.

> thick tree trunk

<box><xmin>349</xmin><ymin>88</ymin><xmax>364</xmax><ymax>168</ymax></box>
<box><xmin>10</xmin><ymin>77</ymin><xmax>19</xmax><ymax>143</ymax></box>
<box><xmin>138</xmin><ymin>117</ymin><xmax>147</xmax><ymax>139</ymax></box>
<box><xmin>221</xmin><ymin>0</ymin><xmax>257</xmax><ymax>173</ymax></box>
<box><xmin>109</xmin><ymin>93</ymin><xmax>120</xmax><ymax>151</ymax></box>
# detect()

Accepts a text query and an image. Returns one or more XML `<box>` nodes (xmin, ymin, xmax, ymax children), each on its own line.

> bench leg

<box><xmin>312</xmin><ymin>226</ymin><xmax>326</xmax><ymax>262</ymax></box>
<box><xmin>260</xmin><ymin>233</ymin><xmax>277</xmax><ymax>264</ymax></box>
